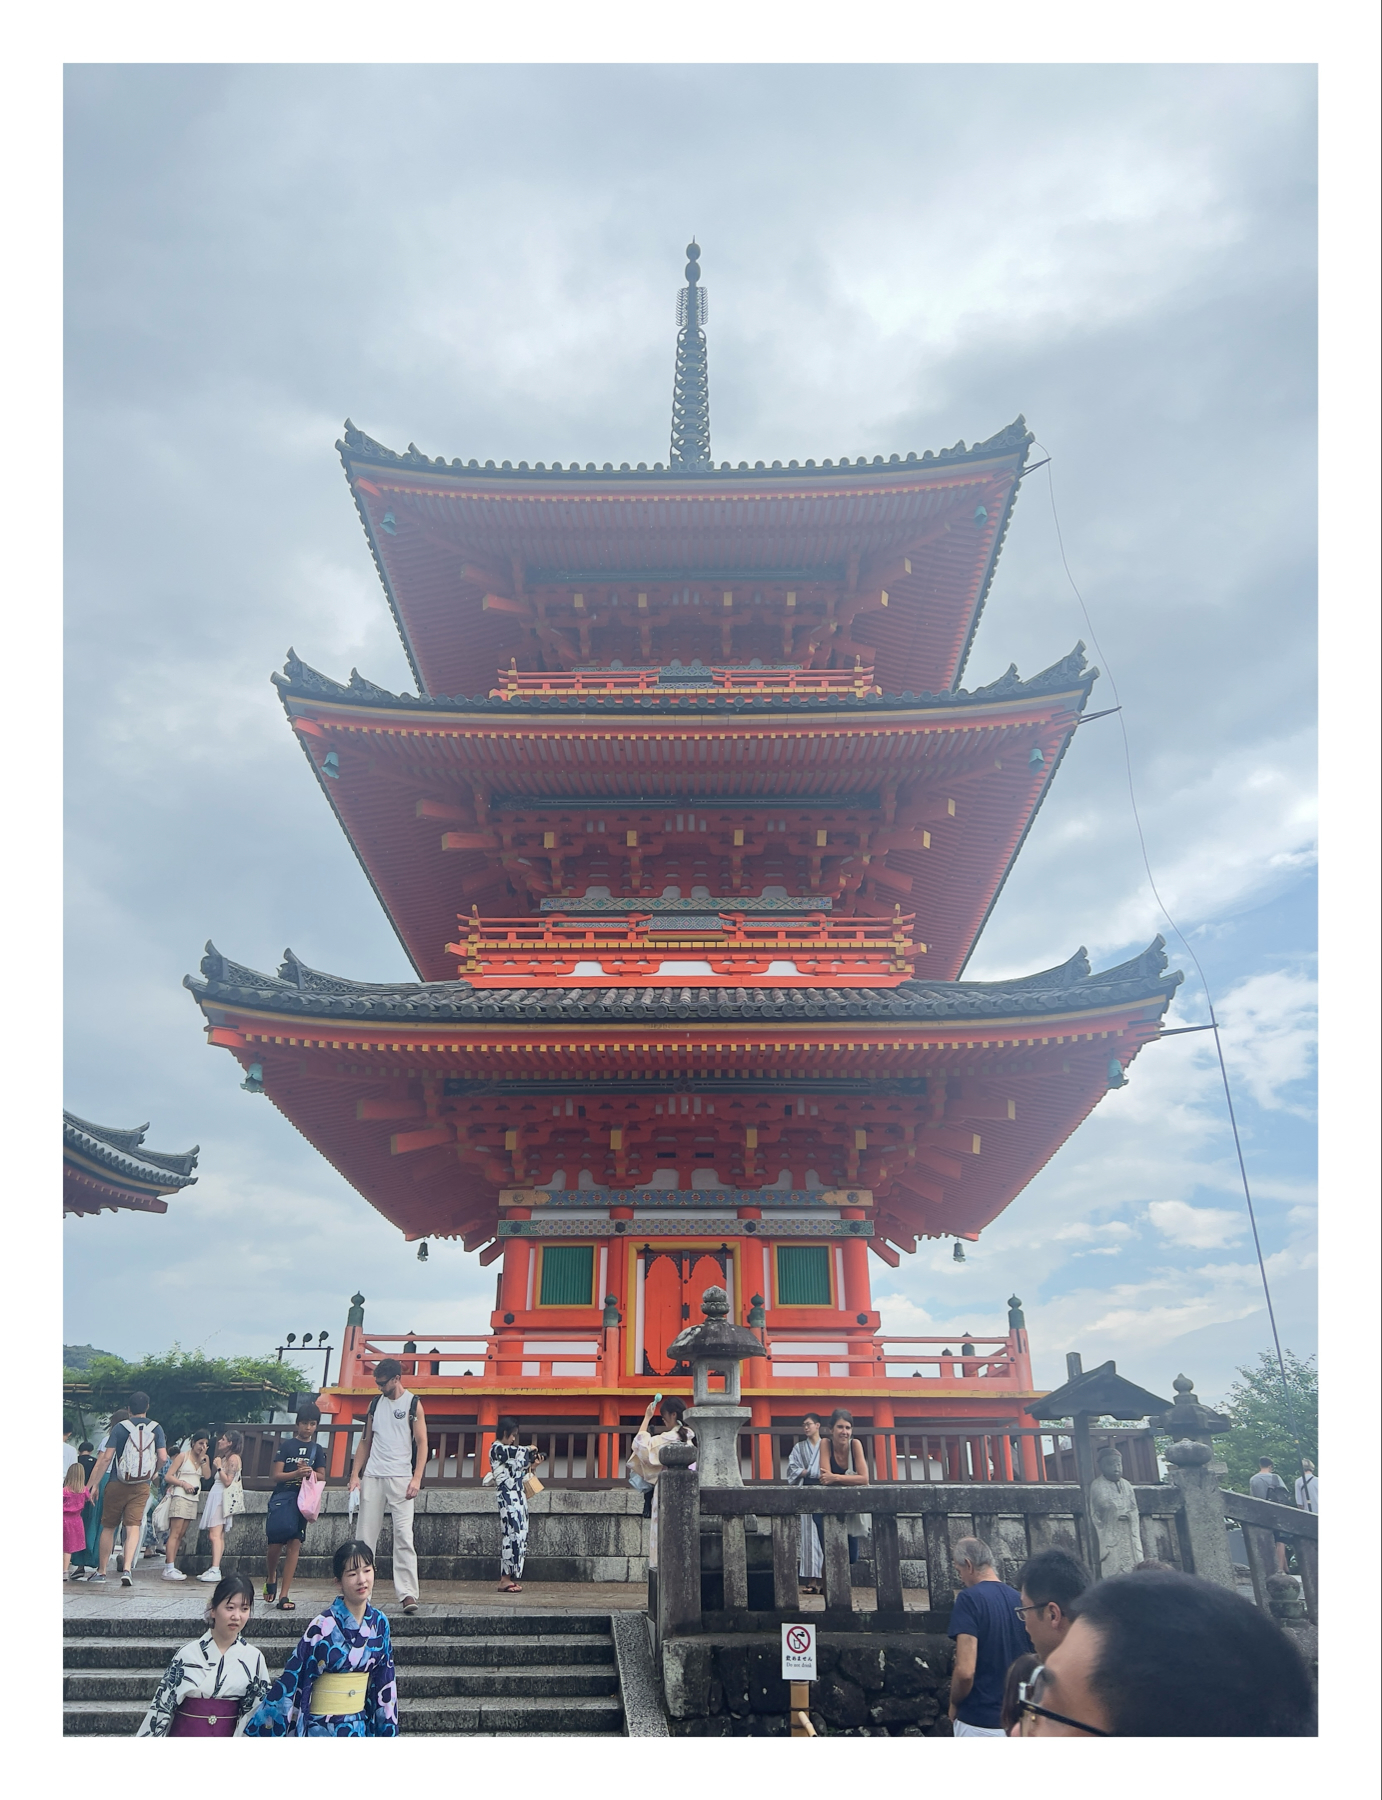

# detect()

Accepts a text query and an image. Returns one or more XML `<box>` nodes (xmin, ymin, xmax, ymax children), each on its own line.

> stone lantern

<box><xmin>665</xmin><ymin>1284</ymin><xmax>764</xmax><ymax>1487</ymax></box>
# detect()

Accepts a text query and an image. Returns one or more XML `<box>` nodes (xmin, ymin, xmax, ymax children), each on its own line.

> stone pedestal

<box><xmin>686</xmin><ymin>1402</ymin><xmax>751</xmax><ymax>1487</ymax></box>
<box><xmin>1163</xmin><ymin>1440</ymin><xmax>1236</xmax><ymax>1591</ymax></box>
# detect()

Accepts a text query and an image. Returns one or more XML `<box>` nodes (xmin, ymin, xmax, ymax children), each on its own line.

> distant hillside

<box><xmin>63</xmin><ymin>1344</ymin><xmax>116</xmax><ymax>1371</ymax></box>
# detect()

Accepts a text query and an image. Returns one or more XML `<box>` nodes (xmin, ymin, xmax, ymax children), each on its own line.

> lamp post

<box><xmin>275</xmin><ymin>1330</ymin><xmax>332</xmax><ymax>1390</ymax></box>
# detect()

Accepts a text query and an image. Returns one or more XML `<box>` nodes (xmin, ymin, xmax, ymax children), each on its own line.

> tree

<box><xmin>1219</xmin><ymin>1349</ymin><xmax>1317</xmax><ymax>1494</ymax></box>
<box><xmin>62</xmin><ymin>1345</ymin><xmax>316</xmax><ymax>1444</ymax></box>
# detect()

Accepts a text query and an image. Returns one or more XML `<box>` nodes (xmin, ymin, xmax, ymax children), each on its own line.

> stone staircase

<box><xmin>63</xmin><ymin>1610</ymin><xmax>630</xmax><ymax>1736</ymax></box>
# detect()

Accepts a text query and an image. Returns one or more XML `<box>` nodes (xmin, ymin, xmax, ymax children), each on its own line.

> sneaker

<box><xmin>196</xmin><ymin>1566</ymin><xmax>222</xmax><ymax>1583</ymax></box>
<box><xmin>120</xmin><ymin>1570</ymin><xmax>133</xmax><ymax>1586</ymax></box>
<box><xmin>87</xmin><ymin>1573</ymin><xmax>108</xmax><ymax>1584</ymax></box>
<box><xmin>162</xmin><ymin>1565</ymin><xmax>187</xmax><ymax>1581</ymax></box>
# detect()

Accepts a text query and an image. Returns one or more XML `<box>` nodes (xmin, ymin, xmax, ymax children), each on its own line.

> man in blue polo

<box><xmin>946</xmin><ymin>1535</ymin><xmax>1032</xmax><ymax>1736</ymax></box>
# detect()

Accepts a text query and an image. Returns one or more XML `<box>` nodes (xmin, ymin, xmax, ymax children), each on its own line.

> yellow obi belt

<box><xmin>308</xmin><ymin>1673</ymin><xmax>368</xmax><ymax>1716</ymax></box>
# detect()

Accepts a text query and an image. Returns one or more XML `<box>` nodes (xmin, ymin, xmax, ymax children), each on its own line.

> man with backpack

<box><xmin>86</xmin><ymin>1391</ymin><xmax>168</xmax><ymax>1586</ymax></box>
<box><xmin>348</xmin><ymin>1358</ymin><xmax>427</xmax><ymax>1614</ymax></box>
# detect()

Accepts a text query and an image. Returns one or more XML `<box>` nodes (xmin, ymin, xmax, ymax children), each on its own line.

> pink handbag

<box><xmin>297</xmin><ymin>1474</ymin><xmax>325</xmax><ymax>1521</ymax></box>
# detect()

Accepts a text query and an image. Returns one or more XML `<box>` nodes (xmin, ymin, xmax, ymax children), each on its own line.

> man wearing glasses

<box><xmin>1014</xmin><ymin>1569</ymin><xmax>1315</xmax><ymax>1736</ymax></box>
<box><xmin>1014</xmin><ymin>1547</ymin><xmax>1090</xmax><ymax>1660</ymax></box>
<box><xmin>945</xmin><ymin>1536</ymin><xmax>1032</xmax><ymax>1736</ymax></box>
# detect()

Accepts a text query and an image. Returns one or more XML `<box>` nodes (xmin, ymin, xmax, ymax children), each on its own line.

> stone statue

<box><xmin>1089</xmin><ymin>1446</ymin><xmax>1142</xmax><ymax>1577</ymax></box>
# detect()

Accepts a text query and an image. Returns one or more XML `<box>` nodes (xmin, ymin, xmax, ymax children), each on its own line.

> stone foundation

<box><xmin>198</xmin><ymin>1488</ymin><xmax>648</xmax><ymax>1584</ymax></box>
<box><xmin>661</xmin><ymin>1631</ymin><xmax>955</xmax><ymax>1737</ymax></box>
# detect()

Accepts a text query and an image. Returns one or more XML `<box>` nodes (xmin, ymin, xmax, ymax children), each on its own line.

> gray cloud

<box><xmin>65</xmin><ymin>64</ymin><xmax>1315</xmax><ymax>1392</ymax></box>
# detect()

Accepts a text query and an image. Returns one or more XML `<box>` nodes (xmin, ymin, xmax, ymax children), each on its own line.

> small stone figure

<box><xmin>1089</xmin><ymin>1446</ymin><xmax>1142</xmax><ymax>1577</ymax></box>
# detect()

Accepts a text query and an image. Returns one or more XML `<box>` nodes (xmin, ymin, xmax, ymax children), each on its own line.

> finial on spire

<box><xmin>670</xmin><ymin>241</ymin><xmax>711</xmax><ymax>469</ymax></box>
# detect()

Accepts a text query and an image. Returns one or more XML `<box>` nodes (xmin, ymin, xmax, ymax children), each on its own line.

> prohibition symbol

<box><xmin>785</xmin><ymin>1626</ymin><xmax>812</xmax><ymax>1655</ymax></box>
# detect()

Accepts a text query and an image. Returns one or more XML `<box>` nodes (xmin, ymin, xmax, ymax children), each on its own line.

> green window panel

<box><xmin>539</xmin><ymin>1243</ymin><xmax>595</xmax><ymax>1307</ymax></box>
<box><xmin>776</xmin><ymin>1244</ymin><xmax>832</xmax><ymax>1307</ymax></box>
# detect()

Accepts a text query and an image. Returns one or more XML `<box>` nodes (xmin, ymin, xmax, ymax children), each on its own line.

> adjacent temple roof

<box><xmin>63</xmin><ymin>1113</ymin><xmax>200</xmax><ymax>1218</ymax></box>
<box><xmin>187</xmin><ymin>936</ymin><xmax>1180</xmax><ymax>1026</ymax></box>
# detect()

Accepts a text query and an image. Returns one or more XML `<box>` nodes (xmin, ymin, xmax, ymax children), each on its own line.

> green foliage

<box><xmin>62</xmin><ymin>1344</ymin><xmax>315</xmax><ymax>1444</ymax></box>
<box><xmin>1219</xmin><ymin>1349</ymin><xmax>1317</xmax><ymax>1493</ymax></box>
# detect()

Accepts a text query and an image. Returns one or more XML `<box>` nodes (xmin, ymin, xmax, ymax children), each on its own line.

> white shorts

<box><xmin>952</xmin><ymin>1719</ymin><xmax>1008</xmax><ymax>1737</ymax></box>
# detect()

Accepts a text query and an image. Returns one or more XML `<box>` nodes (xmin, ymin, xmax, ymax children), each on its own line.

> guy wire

<box><xmin>1032</xmin><ymin>441</ymin><xmax>1309</xmax><ymax>1480</ymax></box>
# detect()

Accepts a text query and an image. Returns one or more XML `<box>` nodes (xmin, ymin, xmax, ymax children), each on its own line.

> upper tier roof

<box><xmin>338</xmin><ymin>417</ymin><xmax>1033</xmax><ymax>700</ymax></box>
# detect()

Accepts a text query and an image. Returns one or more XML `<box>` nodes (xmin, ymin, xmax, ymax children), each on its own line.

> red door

<box><xmin>641</xmin><ymin>1251</ymin><xmax>684</xmax><ymax>1377</ymax></box>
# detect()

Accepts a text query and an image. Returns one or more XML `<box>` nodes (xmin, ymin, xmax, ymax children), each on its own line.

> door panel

<box><xmin>642</xmin><ymin>1251</ymin><xmax>684</xmax><ymax>1377</ymax></box>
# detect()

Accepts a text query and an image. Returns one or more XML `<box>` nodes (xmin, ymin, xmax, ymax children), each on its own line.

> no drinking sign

<box><xmin>781</xmin><ymin>1621</ymin><xmax>817</xmax><ymax>1680</ymax></box>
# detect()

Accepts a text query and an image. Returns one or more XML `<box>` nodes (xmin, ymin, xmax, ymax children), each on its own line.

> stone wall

<box><xmin>661</xmin><ymin>1631</ymin><xmax>956</xmax><ymax>1737</ymax></box>
<box><xmin>199</xmin><ymin>1488</ymin><xmax>648</xmax><ymax>1584</ymax></box>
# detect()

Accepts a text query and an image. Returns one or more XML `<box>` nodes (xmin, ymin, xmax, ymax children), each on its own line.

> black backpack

<box><xmin>367</xmin><ymin>1392</ymin><xmax>421</xmax><ymax>1471</ymax></box>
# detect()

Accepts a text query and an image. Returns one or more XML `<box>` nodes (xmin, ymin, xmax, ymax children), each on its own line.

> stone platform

<box><xmin>162</xmin><ymin>1486</ymin><xmax>650</xmax><ymax>1585</ymax></box>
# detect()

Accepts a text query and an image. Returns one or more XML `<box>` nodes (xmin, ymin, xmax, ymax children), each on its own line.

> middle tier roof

<box><xmin>275</xmin><ymin>646</ymin><xmax>1098</xmax><ymax>982</ymax></box>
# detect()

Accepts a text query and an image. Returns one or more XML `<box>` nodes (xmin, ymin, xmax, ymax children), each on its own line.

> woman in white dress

<box><xmin>197</xmin><ymin>1430</ymin><xmax>243</xmax><ymax>1583</ymax></box>
<box><xmin>787</xmin><ymin>1412</ymin><xmax>825</xmax><ymax>1592</ymax></box>
<box><xmin>629</xmin><ymin>1396</ymin><xmax>694</xmax><ymax>1570</ymax></box>
<box><xmin>137</xmin><ymin>1574</ymin><xmax>269</xmax><ymax>1736</ymax></box>
<box><xmin>162</xmin><ymin>1432</ymin><xmax>210</xmax><ymax>1581</ymax></box>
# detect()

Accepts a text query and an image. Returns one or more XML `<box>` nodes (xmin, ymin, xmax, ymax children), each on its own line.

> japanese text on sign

<box><xmin>781</xmin><ymin>1621</ymin><xmax>817</xmax><ymax>1680</ymax></box>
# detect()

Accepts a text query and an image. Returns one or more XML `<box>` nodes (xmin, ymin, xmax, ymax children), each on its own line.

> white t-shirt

<box><xmin>365</xmin><ymin>1390</ymin><xmax>417</xmax><ymax>1479</ymax></box>
<box><xmin>1295</xmin><ymin>1474</ymin><xmax>1318</xmax><ymax>1513</ymax></box>
<box><xmin>63</xmin><ymin>1441</ymin><xmax>79</xmax><ymax>1477</ymax></box>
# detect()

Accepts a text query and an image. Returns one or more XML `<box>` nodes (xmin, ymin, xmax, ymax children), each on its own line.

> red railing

<box><xmin>491</xmin><ymin>663</ymin><xmax>880</xmax><ymax>702</ymax></box>
<box><xmin>228</xmin><ymin>1420</ymin><xmax>1076</xmax><ymax>1490</ymax></box>
<box><xmin>446</xmin><ymin>908</ymin><xmax>919</xmax><ymax>986</ymax></box>
<box><xmin>334</xmin><ymin>1328</ymin><xmax>1032</xmax><ymax>1397</ymax></box>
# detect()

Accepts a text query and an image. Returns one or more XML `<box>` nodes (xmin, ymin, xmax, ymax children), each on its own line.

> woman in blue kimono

<box><xmin>242</xmin><ymin>1540</ymin><xmax>398</xmax><ymax>1736</ymax></box>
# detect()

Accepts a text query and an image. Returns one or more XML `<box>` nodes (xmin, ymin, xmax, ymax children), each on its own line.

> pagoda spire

<box><xmin>670</xmin><ymin>240</ymin><xmax>711</xmax><ymax>469</ymax></box>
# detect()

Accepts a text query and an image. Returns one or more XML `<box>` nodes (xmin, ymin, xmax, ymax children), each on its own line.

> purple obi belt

<box><xmin>170</xmin><ymin>1696</ymin><xmax>240</xmax><ymax>1736</ymax></box>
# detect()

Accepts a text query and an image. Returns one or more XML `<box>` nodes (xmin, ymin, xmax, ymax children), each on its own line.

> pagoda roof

<box><xmin>184</xmin><ymin>939</ymin><xmax>1178</xmax><ymax>1250</ymax></box>
<box><xmin>63</xmin><ymin>1113</ymin><xmax>200</xmax><ymax>1218</ymax></box>
<box><xmin>187</xmin><ymin>936</ymin><xmax>1179</xmax><ymax>1028</ymax></box>
<box><xmin>339</xmin><ymin>415</ymin><xmax>1034</xmax><ymax>487</ymax></box>
<box><xmin>337</xmin><ymin>418</ymin><xmax>1033</xmax><ymax>700</ymax></box>
<box><xmin>272</xmin><ymin>642</ymin><xmax>1095</xmax><ymax>716</ymax></box>
<box><xmin>272</xmin><ymin>644</ymin><xmax>1096</xmax><ymax>984</ymax></box>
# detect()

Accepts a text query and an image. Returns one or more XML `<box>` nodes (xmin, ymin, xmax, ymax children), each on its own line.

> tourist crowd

<box><xmin>64</xmin><ymin>1388</ymin><xmax>1317</xmax><ymax>1737</ymax></box>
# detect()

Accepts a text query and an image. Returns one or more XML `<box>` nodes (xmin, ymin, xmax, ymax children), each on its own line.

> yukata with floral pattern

<box><xmin>242</xmin><ymin>1596</ymin><xmax>398</xmax><ymax>1737</ymax></box>
<box><xmin>136</xmin><ymin>1631</ymin><xmax>269</xmax><ymax>1736</ymax></box>
<box><xmin>489</xmin><ymin>1440</ymin><xmax>541</xmax><ymax>1581</ymax></box>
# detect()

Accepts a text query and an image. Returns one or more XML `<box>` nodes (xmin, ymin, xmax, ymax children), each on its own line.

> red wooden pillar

<box><xmin>750</xmin><ymin>1395</ymin><xmax>774</xmax><ymax>1479</ymax></box>
<box><xmin>477</xmin><ymin>1397</ymin><xmax>499</xmax><ymax>1479</ymax></box>
<box><xmin>1017</xmin><ymin>1431</ymin><xmax>1041</xmax><ymax>1482</ymax></box>
<box><xmin>839</xmin><ymin>1220</ymin><xmax>871</xmax><ymax>1316</ymax></box>
<box><xmin>599</xmin><ymin>1396</ymin><xmax>620</xmax><ymax>1480</ymax></box>
<box><xmin>873</xmin><ymin>1398</ymin><xmax>897</xmax><ymax>1480</ymax></box>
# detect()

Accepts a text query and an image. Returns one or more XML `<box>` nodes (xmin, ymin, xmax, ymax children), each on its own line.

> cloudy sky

<box><xmin>64</xmin><ymin>63</ymin><xmax>1316</xmax><ymax>1404</ymax></box>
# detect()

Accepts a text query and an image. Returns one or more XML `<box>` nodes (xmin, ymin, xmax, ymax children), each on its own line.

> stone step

<box><xmin>61</xmin><ymin>1693</ymin><xmax>626</xmax><ymax>1737</ymax></box>
<box><xmin>65</xmin><ymin>1632</ymin><xmax>615</xmax><ymax>1670</ymax></box>
<box><xmin>63</xmin><ymin>1609</ymin><xmax>614</xmax><ymax>1638</ymax></box>
<box><xmin>65</xmin><ymin>1664</ymin><xmax>619</xmax><ymax>1703</ymax></box>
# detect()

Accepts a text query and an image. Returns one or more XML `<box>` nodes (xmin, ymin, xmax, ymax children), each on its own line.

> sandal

<box><xmin>275</xmin><ymin>1597</ymin><xmax>296</xmax><ymax>1611</ymax></box>
<box><xmin>264</xmin><ymin>1583</ymin><xmax>278</xmax><ymax>1603</ymax></box>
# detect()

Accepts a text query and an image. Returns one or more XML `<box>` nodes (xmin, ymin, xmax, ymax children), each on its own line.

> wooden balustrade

<box><xmin>492</xmin><ymin>663</ymin><xmax>882</xmax><ymax>702</ymax></box>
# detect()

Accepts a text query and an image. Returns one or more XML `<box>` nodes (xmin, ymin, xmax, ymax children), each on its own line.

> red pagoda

<box><xmin>186</xmin><ymin>244</ymin><xmax>1180</xmax><ymax>1476</ymax></box>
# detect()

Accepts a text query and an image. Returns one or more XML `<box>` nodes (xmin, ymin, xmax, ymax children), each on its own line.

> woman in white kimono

<box><xmin>629</xmin><ymin>1395</ymin><xmax>694</xmax><ymax>1570</ymax></box>
<box><xmin>137</xmin><ymin>1574</ymin><xmax>269</xmax><ymax>1736</ymax></box>
<box><xmin>786</xmin><ymin>1412</ymin><xmax>825</xmax><ymax>1592</ymax></box>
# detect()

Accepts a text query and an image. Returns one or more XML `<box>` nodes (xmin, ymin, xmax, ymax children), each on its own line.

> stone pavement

<box><xmin>64</xmin><ymin>1562</ymin><xmax>652</xmax><ymax>1621</ymax></box>
<box><xmin>65</xmin><ymin>1561</ymin><xmax>931</xmax><ymax>1623</ymax></box>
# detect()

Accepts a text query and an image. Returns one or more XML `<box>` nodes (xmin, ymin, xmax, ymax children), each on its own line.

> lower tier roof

<box><xmin>185</xmin><ymin>939</ymin><xmax>1180</xmax><ymax>1253</ymax></box>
